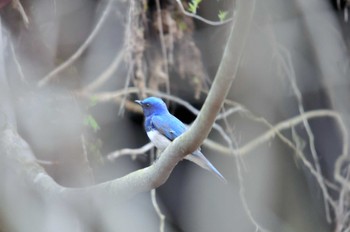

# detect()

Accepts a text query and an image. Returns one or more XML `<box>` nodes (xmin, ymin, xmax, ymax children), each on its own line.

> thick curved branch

<box><xmin>1</xmin><ymin>0</ymin><xmax>255</xmax><ymax>202</ymax></box>
<box><xmin>176</xmin><ymin>0</ymin><xmax>254</xmax><ymax>154</ymax></box>
<box><xmin>97</xmin><ymin>0</ymin><xmax>255</xmax><ymax>190</ymax></box>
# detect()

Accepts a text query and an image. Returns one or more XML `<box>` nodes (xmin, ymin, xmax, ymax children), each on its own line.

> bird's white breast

<box><xmin>147</xmin><ymin>130</ymin><xmax>171</xmax><ymax>150</ymax></box>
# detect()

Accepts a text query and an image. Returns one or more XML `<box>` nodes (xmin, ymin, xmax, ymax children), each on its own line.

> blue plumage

<box><xmin>135</xmin><ymin>97</ymin><xmax>226</xmax><ymax>182</ymax></box>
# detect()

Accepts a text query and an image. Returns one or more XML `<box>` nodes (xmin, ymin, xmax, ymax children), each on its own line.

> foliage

<box><xmin>188</xmin><ymin>0</ymin><xmax>202</xmax><ymax>14</ymax></box>
<box><xmin>84</xmin><ymin>114</ymin><xmax>100</xmax><ymax>132</ymax></box>
<box><xmin>218</xmin><ymin>10</ymin><xmax>228</xmax><ymax>21</ymax></box>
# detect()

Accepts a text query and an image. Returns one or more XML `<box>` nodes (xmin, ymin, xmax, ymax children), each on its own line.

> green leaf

<box><xmin>188</xmin><ymin>3</ymin><xmax>196</xmax><ymax>13</ymax></box>
<box><xmin>84</xmin><ymin>114</ymin><xmax>100</xmax><ymax>132</ymax></box>
<box><xmin>188</xmin><ymin>0</ymin><xmax>202</xmax><ymax>14</ymax></box>
<box><xmin>218</xmin><ymin>10</ymin><xmax>228</xmax><ymax>21</ymax></box>
<box><xmin>89</xmin><ymin>95</ymin><xmax>98</xmax><ymax>108</ymax></box>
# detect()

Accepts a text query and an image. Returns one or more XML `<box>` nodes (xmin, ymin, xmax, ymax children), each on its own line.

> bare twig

<box><xmin>81</xmin><ymin>134</ymin><xmax>95</xmax><ymax>184</ymax></box>
<box><xmin>155</xmin><ymin>0</ymin><xmax>170</xmax><ymax>99</ymax></box>
<box><xmin>243</xmin><ymin>109</ymin><xmax>339</xmax><ymax>194</ymax></box>
<box><xmin>165</xmin><ymin>12</ymin><xmax>174</xmax><ymax>65</ymax></box>
<box><xmin>86</xmin><ymin>87</ymin><xmax>241</xmax><ymax>122</ymax></box>
<box><xmin>84</xmin><ymin>87</ymin><xmax>347</xmax><ymax>194</ymax></box>
<box><xmin>215</xmin><ymin>106</ymin><xmax>243</xmax><ymax>120</ymax></box>
<box><xmin>36</xmin><ymin>159</ymin><xmax>59</xmax><ymax>165</ymax></box>
<box><xmin>107</xmin><ymin>142</ymin><xmax>154</xmax><ymax>160</ymax></box>
<box><xmin>236</xmin><ymin>149</ymin><xmax>270</xmax><ymax>232</ymax></box>
<box><xmin>105</xmin><ymin>127</ymin><xmax>233</xmax><ymax>163</ymax></box>
<box><xmin>86</xmin><ymin>87</ymin><xmax>241</xmax><ymax>123</ymax></box>
<box><xmin>118</xmin><ymin>59</ymin><xmax>134</xmax><ymax>115</ymax></box>
<box><xmin>81</xmin><ymin>50</ymin><xmax>124</xmax><ymax>93</ymax></box>
<box><xmin>151</xmin><ymin>189</ymin><xmax>165</xmax><ymax>232</ymax></box>
<box><xmin>335</xmin><ymin>167</ymin><xmax>350</xmax><ymax>231</ymax></box>
<box><xmin>238</xmin><ymin>110</ymin><xmax>344</xmax><ymax>157</ymax></box>
<box><xmin>274</xmin><ymin>43</ymin><xmax>332</xmax><ymax>222</ymax></box>
<box><xmin>10</xmin><ymin>42</ymin><xmax>26</xmax><ymax>83</ymax></box>
<box><xmin>175</xmin><ymin>0</ymin><xmax>233</xmax><ymax>26</ymax></box>
<box><xmin>38</xmin><ymin>0</ymin><xmax>114</xmax><ymax>87</ymax></box>
<box><xmin>221</xmin><ymin>104</ymin><xmax>270</xmax><ymax>232</ymax></box>
<box><xmin>12</xmin><ymin>0</ymin><xmax>29</xmax><ymax>27</ymax></box>
<box><xmin>334</xmin><ymin>117</ymin><xmax>349</xmax><ymax>190</ymax></box>
<box><xmin>87</xmin><ymin>87</ymin><xmax>241</xmax><ymax>153</ymax></box>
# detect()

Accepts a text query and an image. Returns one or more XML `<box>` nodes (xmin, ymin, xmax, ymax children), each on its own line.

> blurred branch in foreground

<box><xmin>0</xmin><ymin>0</ymin><xmax>254</xmax><ymax>205</ymax></box>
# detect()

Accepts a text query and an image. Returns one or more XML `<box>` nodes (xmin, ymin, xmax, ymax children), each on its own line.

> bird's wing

<box><xmin>151</xmin><ymin>114</ymin><xmax>187</xmax><ymax>141</ymax></box>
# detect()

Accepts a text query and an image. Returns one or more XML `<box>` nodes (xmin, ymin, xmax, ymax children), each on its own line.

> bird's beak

<box><xmin>135</xmin><ymin>100</ymin><xmax>142</xmax><ymax>105</ymax></box>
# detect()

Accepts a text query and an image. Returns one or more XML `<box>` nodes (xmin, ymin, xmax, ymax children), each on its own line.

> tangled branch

<box><xmin>2</xmin><ymin>0</ymin><xmax>255</xmax><ymax>203</ymax></box>
<box><xmin>37</xmin><ymin>0</ymin><xmax>114</xmax><ymax>87</ymax></box>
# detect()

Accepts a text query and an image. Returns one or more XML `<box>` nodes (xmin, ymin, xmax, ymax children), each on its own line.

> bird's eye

<box><xmin>145</xmin><ymin>103</ymin><xmax>150</xmax><ymax>108</ymax></box>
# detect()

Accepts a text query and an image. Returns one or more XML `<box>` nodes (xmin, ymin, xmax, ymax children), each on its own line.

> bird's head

<box><xmin>135</xmin><ymin>97</ymin><xmax>168</xmax><ymax>117</ymax></box>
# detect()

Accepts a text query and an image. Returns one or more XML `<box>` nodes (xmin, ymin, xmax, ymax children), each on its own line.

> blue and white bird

<box><xmin>135</xmin><ymin>97</ymin><xmax>226</xmax><ymax>182</ymax></box>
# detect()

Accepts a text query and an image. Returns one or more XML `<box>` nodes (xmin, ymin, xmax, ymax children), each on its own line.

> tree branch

<box><xmin>107</xmin><ymin>142</ymin><xmax>154</xmax><ymax>160</ymax></box>
<box><xmin>176</xmin><ymin>0</ymin><xmax>254</xmax><ymax>154</ymax></box>
<box><xmin>175</xmin><ymin>0</ymin><xmax>233</xmax><ymax>26</ymax></box>
<box><xmin>1</xmin><ymin>0</ymin><xmax>255</xmax><ymax>202</ymax></box>
<box><xmin>37</xmin><ymin>0</ymin><xmax>114</xmax><ymax>87</ymax></box>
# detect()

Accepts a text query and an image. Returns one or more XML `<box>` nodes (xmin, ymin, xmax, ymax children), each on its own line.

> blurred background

<box><xmin>0</xmin><ymin>0</ymin><xmax>350</xmax><ymax>231</ymax></box>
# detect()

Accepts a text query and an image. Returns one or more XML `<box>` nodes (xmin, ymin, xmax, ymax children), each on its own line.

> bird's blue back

<box><xmin>148</xmin><ymin>113</ymin><xmax>187</xmax><ymax>141</ymax></box>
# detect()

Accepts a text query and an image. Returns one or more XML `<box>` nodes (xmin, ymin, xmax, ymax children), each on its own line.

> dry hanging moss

<box><xmin>125</xmin><ymin>0</ymin><xmax>207</xmax><ymax>99</ymax></box>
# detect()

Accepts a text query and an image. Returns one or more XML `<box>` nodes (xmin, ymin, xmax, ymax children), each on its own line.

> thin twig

<box><xmin>221</xmin><ymin>105</ymin><xmax>270</xmax><ymax>232</ymax></box>
<box><xmin>118</xmin><ymin>59</ymin><xmax>134</xmax><ymax>115</ymax></box>
<box><xmin>87</xmin><ymin>88</ymin><xmax>240</xmax><ymax>150</ymax></box>
<box><xmin>242</xmin><ymin>110</ymin><xmax>338</xmax><ymax>209</ymax></box>
<box><xmin>12</xmin><ymin>0</ymin><xmax>29</xmax><ymax>27</ymax></box>
<box><xmin>275</xmin><ymin>43</ymin><xmax>332</xmax><ymax>222</ymax></box>
<box><xmin>36</xmin><ymin>159</ymin><xmax>59</xmax><ymax>165</ymax></box>
<box><xmin>239</xmin><ymin>110</ymin><xmax>343</xmax><ymax>156</ymax></box>
<box><xmin>87</xmin><ymin>87</ymin><xmax>241</xmax><ymax>122</ymax></box>
<box><xmin>149</xmin><ymin>137</ymin><xmax>166</xmax><ymax>232</ymax></box>
<box><xmin>10</xmin><ymin>42</ymin><xmax>27</xmax><ymax>83</ymax></box>
<box><xmin>335</xmin><ymin>167</ymin><xmax>350</xmax><ymax>231</ymax></box>
<box><xmin>81</xmin><ymin>50</ymin><xmax>124</xmax><ymax>93</ymax></box>
<box><xmin>203</xmin><ymin>108</ymin><xmax>346</xmax><ymax>196</ymax></box>
<box><xmin>215</xmin><ymin>106</ymin><xmax>242</xmax><ymax>120</ymax></box>
<box><xmin>107</xmin><ymin>142</ymin><xmax>154</xmax><ymax>160</ymax></box>
<box><xmin>175</xmin><ymin>0</ymin><xmax>233</xmax><ymax>26</ymax></box>
<box><xmin>242</xmin><ymin>110</ymin><xmax>348</xmax><ymax>212</ymax></box>
<box><xmin>86</xmin><ymin>86</ymin><xmax>345</xmax><ymax>189</ymax></box>
<box><xmin>84</xmin><ymin>89</ymin><xmax>346</xmax><ymax>192</ymax></box>
<box><xmin>38</xmin><ymin>0</ymin><xmax>114</xmax><ymax>87</ymax></box>
<box><xmin>116</xmin><ymin>1</ymin><xmax>144</xmax><ymax>112</ymax></box>
<box><xmin>155</xmin><ymin>0</ymin><xmax>170</xmax><ymax>101</ymax></box>
<box><xmin>81</xmin><ymin>134</ymin><xmax>95</xmax><ymax>184</ymax></box>
<box><xmin>151</xmin><ymin>189</ymin><xmax>165</xmax><ymax>232</ymax></box>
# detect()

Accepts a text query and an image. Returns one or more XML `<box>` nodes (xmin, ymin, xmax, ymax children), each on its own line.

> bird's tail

<box><xmin>185</xmin><ymin>150</ymin><xmax>227</xmax><ymax>183</ymax></box>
